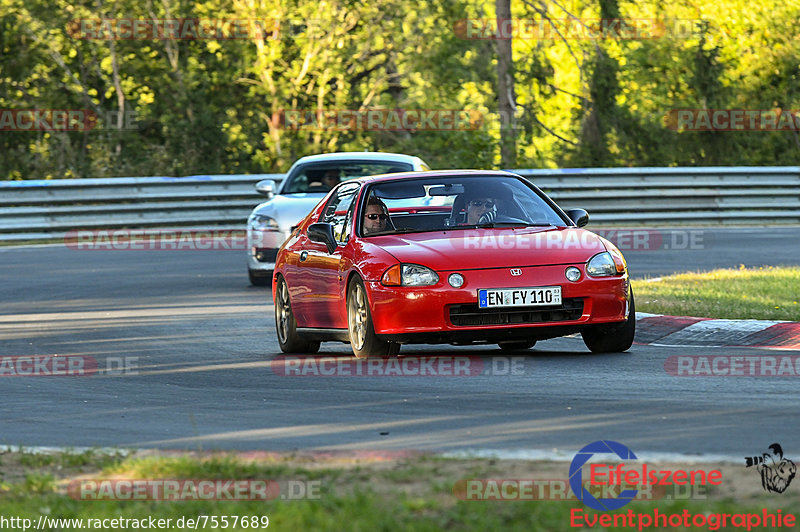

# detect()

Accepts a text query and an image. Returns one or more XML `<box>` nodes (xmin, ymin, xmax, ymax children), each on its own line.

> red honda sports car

<box><xmin>273</xmin><ymin>170</ymin><xmax>634</xmax><ymax>358</ymax></box>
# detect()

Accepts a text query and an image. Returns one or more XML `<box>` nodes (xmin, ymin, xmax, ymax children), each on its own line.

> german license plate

<box><xmin>478</xmin><ymin>286</ymin><xmax>562</xmax><ymax>308</ymax></box>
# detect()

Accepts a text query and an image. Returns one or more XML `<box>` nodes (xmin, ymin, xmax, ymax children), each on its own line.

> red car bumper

<box><xmin>366</xmin><ymin>264</ymin><xmax>629</xmax><ymax>343</ymax></box>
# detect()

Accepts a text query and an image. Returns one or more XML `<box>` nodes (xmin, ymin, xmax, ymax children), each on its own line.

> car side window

<box><xmin>320</xmin><ymin>183</ymin><xmax>360</xmax><ymax>244</ymax></box>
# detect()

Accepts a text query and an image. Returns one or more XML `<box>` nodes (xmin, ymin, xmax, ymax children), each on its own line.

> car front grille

<box><xmin>449</xmin><ymin>298</ymin><xmax>584</xmax><ymax>327</ymax></box>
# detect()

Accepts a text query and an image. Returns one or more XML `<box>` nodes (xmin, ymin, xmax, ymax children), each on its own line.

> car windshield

<box><xmin>282</xmin><ymin>161</ymin><xmax>413</xmax><ymax>194</ymax></box>
<box><xmin>360</xmin><ymin>175</ymin><xmax>568</xmax><ymax>236</ymax></box>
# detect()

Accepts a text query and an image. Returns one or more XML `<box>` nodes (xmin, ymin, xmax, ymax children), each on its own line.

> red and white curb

<box><xmin>635</xmin><ymin>313</ymin><xmax>800</xmax><ymax>350</ymax></box>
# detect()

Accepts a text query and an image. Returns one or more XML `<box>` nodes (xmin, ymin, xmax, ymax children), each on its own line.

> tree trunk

<box><xmin>495</xmin><ymin>0</ymin><xmax>516</xmax><ymax>168</ymax></box>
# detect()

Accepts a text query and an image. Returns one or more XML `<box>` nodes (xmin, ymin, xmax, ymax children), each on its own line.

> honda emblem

<box><xmin>510</xmin><ymin>268</ymin><xmax>522</xmax><ymax>276</ymax></box>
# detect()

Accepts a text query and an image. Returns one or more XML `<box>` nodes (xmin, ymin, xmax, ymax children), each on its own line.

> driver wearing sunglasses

<box><xmin>465</xmin><ymin>196</ymin><xmax>498</xmax><ymax>225</ymax></box>
<box><xmin>363</xmin><ymin>198</ymin><xmax>391</xmax><ymax>235</ymax></box>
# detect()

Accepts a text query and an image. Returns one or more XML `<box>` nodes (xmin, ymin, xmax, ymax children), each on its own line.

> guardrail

<box><xmin>2</xmin><ymin>166</ymin><xmax>799</xmax><ymax>241</ymax></box>
<box><xmin>0</xmin><ymin>174</ymin><xmax>283</xmax><ymax>241</ymax></box>
<box><xmin>516</xmin><ymin>167</ymin><xmax>800</xmax><ymax>224</ymax></box>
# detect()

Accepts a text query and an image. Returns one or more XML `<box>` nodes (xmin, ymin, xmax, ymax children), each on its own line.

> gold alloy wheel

<box><xmin>276</xmin><ymin>278</ymin><xmax>291</xmax><ymax>344</ymax></box>
<box><xmin>348</xmin><ymin>281</ymin><xmax>368</xmax><ymax>350</ymax></box>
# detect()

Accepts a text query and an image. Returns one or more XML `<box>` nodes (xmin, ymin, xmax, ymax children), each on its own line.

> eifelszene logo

<box><xmin>569</xmin><ymin>440</ymin><xmax>722</xmax><ymax>511</ymax></box>
<box><xmin>745</xmin><ymin>443</ymin><xmax>796</xmax><ymax>494</ymax></box>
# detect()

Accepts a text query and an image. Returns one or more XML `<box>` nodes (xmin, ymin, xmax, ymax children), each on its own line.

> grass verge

<box><xmin>1</xmin><ymin>448</ymin><xmax>798</xmax><ymax>530</ymax></box>
<box><xmin>0</xmin><ymin>238</ymin><xmax>65</xmax><ymax>247</ymax></box>
<box><xmin>636</xmin><ymin>265</ymin><xmax>800</xmax><ymax>320</ymax></box>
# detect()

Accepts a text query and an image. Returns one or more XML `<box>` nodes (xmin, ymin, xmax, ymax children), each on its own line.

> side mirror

<box><xmin>565</xmin><ymin>208</ymin><xmax>589</xmax><ymax>227</ymax></box>
<box><xmin>307</xmin><ymin>222</ymin><xmax>337</xmax><ymax>254</ymax></box>
<box><xmin>255</xmin><ymin>179</ymin><xmax>276</xmax><ymax>199</ymax></box>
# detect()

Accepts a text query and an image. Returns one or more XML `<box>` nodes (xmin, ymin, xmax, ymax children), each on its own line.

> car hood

<box><xmin>369</xmin><ymin>227</ymin><xmax>608</xmax><ymax>270</ymax></box>
<box><xmin>250</xmin><ymin>193</ymin><xmax>327</xmax><ymax>231</ymax></box>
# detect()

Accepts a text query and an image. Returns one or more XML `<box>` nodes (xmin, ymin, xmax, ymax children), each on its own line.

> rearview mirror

<box><xmin>373</xmin><ymin>182</ymin><xmax>427</xmax><ymax>199</ymax></box>
<box><xmin>307</xmin><ymin>222</ymin><xmax>337</xmax><ymax>254</ymax></box>
<box><xmin>255</xmin><ymin>179</ymin><xmax>276</xmax><ymax>198</ymax></box>
<box><xmin>429</xmin><ymin>184</ymin><xmax>465</xmax><ymax>196</ymax></box>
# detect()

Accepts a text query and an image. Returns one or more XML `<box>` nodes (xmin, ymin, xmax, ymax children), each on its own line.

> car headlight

<box><xmin>381</xmin><ymin>264</ymin><xmax>439</xmax><ymax>286</ymax></box>
<box><xmin>250</xmin><ymin>214</ymin><xmax>279</xmax><ymax>231</ymax></box>
<box><xmin>586</xmin><ymin>251</ymin><xmax>626</xmax><ymax>277</ymax></box>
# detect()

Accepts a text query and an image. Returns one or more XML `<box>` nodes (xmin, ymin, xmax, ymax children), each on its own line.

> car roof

<box><xmin>278</xmin><ymin>152</ymin><xmax>427</xmax><ymax>194</ymax></box>
<box><xmin>291</xmin><ymin>152</ymin><xmax>422</xmax><ymax>165</ymax></box>
<box><xmin>355</xmin><ymin>169</ymin><xmax>520</xmax><ymax>185</ymax></box>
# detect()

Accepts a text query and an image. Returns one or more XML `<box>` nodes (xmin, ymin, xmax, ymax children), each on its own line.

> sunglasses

<box><xmin>366</xmin><ymin>213</ymin><xmax>389</xmax><ymax>220</ymax></box>
<box><xmin>469</xmin><ymin>200</ymin><xmax>495</xmax><ymax>208</ymax></box>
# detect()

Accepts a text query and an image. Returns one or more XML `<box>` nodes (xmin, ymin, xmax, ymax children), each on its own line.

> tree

<box><xmin>495</xmin><ymin>0</ymin><xmax>516</xmax><ymax>167</ymax></box>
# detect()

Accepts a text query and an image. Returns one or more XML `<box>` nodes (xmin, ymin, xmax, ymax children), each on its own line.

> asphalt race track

<box><xmin>1</xmin><ymin>227</ymin><xmax>799</xmax><ymax>457</ymax></box>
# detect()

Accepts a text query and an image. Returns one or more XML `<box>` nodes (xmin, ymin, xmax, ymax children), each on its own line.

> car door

<box><xmin>293</xmin><ymin>182</ymin><xmax>360</xmax><ymax>329</ymax></box>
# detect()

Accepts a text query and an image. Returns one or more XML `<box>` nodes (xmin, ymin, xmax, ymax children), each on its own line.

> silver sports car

<box><xmin>246</xmin><ymin>152</ymin><xmax>429</xmax><ymax>285</ymax></box>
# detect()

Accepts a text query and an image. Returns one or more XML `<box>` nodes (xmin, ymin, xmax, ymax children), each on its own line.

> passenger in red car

<box><xmin>363</xmin><ymin>198</ymin><xmax>390</xmax><ymax>234</ymax></box>
<box><xmin>465</xmin><ymin>197</ymin><xmax>497</xmax><ymax>224</ymax></box>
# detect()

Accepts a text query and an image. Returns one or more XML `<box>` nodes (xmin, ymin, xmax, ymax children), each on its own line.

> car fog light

<box><xmin>448</xmin><ymin>273</ymin><xmax>465</xmax><ymax>288</ymax></box>
<box><xmin>249</xmin><ymin>214</ymin><xmax>279</xmax><ymax>231</ymax></box>
<box><xmin>565</xmin><ymin>266</ymin><xmax>581</xmax><ymax>282</ymax></box>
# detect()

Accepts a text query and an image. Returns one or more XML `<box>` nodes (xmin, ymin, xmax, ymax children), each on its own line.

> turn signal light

<box><xmin>381</xmin><ymin>264</ymin><xmax>402</xmax><ymax>286</ymax></box>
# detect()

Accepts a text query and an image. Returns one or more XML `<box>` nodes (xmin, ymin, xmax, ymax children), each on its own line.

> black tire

<box><xmin>275</xmin><ymin>275</ymin><xmax>320</xmax><ymax>354</ymax></box>
<box><xmin>581</xmin><ymin>288</ymin><xmax>636</xmax><ymax>353</ymax></box>
<box><xmin>347</xmin><ymin>277</ymin><xmax>400</xmax><ymax>358</ymax></box>
<box><xmin>498</xmin><ymin>340</ymin><xmax>536</xmax><ymax>352</ymax></box>
<box><xmin>249</xmin><ymin>269</ymin><xmax>272</xmax><ymax>286</ymax></box>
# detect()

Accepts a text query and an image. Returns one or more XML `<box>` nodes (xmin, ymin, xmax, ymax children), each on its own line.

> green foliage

<box><xmin>2</xmin><ymin>0</ymin><xmax>799</xmax><ymax>178</ymax></box>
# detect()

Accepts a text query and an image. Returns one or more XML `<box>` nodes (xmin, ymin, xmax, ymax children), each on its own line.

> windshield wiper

<box><xmin>365</xmin><ymin>227</ymin><xmax>440</xmax><ymax>236</ymax></box>
<box><xmin>474</xmin><ymin>221</ymin><xmax>554</xmax><ymax>228</ymax></box>
<box><xmin>389</xmin><ymin>227</ymin><xmax>443</xmax><ymax>234</ymax></box>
